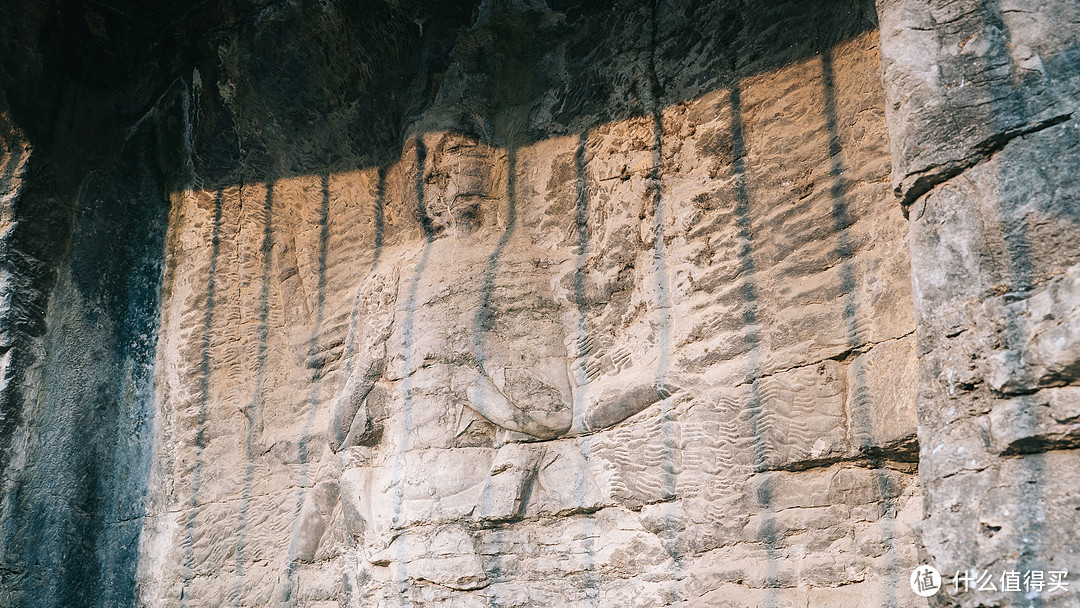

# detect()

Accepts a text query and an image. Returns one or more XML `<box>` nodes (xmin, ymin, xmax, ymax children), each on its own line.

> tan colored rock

<box><xmin>129</xmin><ymin>21</ymin><xmax>926</xmax><ymax>607</ymax></box>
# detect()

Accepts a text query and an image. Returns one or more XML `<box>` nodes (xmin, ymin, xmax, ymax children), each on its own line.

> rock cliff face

<box><xmin>0</xmin><ymin>1</ymin><xmax>1076</xmax><ymax>607</ymax></box>
<box><xmin>878</xmin><ymin>1</ymin><xmax>1080</xmax><ymax>606</ymax></box>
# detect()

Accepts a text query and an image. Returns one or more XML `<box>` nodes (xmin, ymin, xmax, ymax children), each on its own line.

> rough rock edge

<box><xmin>898</xmin><ymin>112</ymin><xmax>1073</xmax><ymax>214</ymax></box>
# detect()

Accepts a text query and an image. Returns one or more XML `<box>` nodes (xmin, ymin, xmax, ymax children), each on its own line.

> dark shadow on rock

<box><xmin>385</xmin><ymin>136</ymin><xmax>434</xmax><ymax>606</ymax></box>
<box><xmin>232</xmin><ymin>180</ymin><xmax>275</xmax><ymax>607</ymax></box>
<box><xmin>821</xmin><ymin>44</ymin><xmax>901</xmax><ymax>608</ymax></box>
<box><xmin>179</xmin><ymin>186</ymin><xmax>224</xmax><ymax>608</ymax></box>
<box><xmin>281</xmin><ymin>171</ymin><xmax>332</xmax><ymax>607</ymax></box>
<box><xmin>0</xmin><ymin>0</ymin><xmax>880</xmax><ymax>192</ymax></box>
<box><xmin>728</xmin><ymin>78</ymin><xmax>782</xmax><ymax>608</ymax></box>
<box><xmin>0</xmin><ymin>0</ymin><xmax>885</xmax><ymax>606</ymax></box>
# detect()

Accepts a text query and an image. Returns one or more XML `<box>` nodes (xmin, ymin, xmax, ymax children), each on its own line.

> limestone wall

<box><xmin>879</xmin><ymin>0</ymin><xmax>1080</xmax><ymax>606</ymax></box>
<box><xmin>134</xmin><ymin>3</ymin><xmax>923</xmax><ymax>605</ymax></box>
<box><xmin>0</xmin><ymin>1</ymin><xmax>1077</xmax><ymax>607</ymax></box>
<box><xmin>0</xmin><ymin>62</ymin><xmax>173</xmax><ymax>606</ymax></box>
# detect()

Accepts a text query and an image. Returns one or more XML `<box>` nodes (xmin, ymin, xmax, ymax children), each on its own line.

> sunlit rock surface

<box><xmin>0</xmin><ymin>0</ymin><xmax>1076</xmax><ymax>607</ymax></box>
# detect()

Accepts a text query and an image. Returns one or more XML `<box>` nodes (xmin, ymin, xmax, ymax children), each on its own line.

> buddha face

<box><xmin>420</xmin><ymin>133</ymin><xmax>501</xmax><ymax>236</ymax></box>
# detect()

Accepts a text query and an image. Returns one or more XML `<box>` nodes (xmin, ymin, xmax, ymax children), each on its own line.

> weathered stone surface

<box><xmin>878</xmin><ymin>0</ymin><xmax>1080</xmax><ymax>605</ymax></box>
<box><xmin>0</xmin><ymin>78</ymin><xmax>173</xmax><ymax>607</ymax></box>
<box><xmin>3</xmin><ymin>0</ymin><xmax>1075</xmax><ymax>607</ymax></box>
<box><xmin>128</xmin><ymin>3</ymin><xmax>923</xmax><ymax>605</ymax></box>
<box><xmin>902</xmin><ymin>120</ymin><xmax>1080</xmax><ymax>607</ymax></box>
<box><xmin>878</xmin><ymin>0</ymin><xmax>1080</xmax><ymax>208</ymax></box>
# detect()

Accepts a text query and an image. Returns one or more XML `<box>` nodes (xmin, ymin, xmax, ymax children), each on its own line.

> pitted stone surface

<box><xmin>133</xmin><ymin>6</ymin><xmax>923</xmax><ymax>605</ymax></box>
<box><xmin>879</xmin><ymin>0</ymin><xmax>1080</xmax><ymax>606</ymax></box>
<box><xmin>5</xmin><ymin>0</ymin><xmax>1075</xmax><ymax>607</ymax></box>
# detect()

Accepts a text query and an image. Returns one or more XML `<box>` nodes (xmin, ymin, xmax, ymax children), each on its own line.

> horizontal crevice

<box><xmin>900</xmin><ymin>112</ymin><xmax>1073</xmax><ymax>213</ymax></box>
<box><xmin>1000</xmin><ymin>437</ymin><xmax>1080</xmax><ymax>457</ymax></box>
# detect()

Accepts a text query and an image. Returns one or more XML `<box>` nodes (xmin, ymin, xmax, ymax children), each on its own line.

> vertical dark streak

<box><xmin>473</xmin><ymin>145</ymin><xmax>517</xmax><ymax>608</ymax></box>
<box><xmin>646</xmin><ymin>5</ymin><xmax>680</xmax><ymax>585</ymax></box>
<box><xmin>372</xmin><ymin>167</ymin><xmax>386</xmax><ymax>270</ymax></box>
<box><xmin>571</xmin><ymin>130</ymin><xmax>600</xmax><ymax>606</ymax></box>
<box><xmin>281</xmin><ymin>173</ymin><xmax>331</xmax><ymax>607</ymax></box>
<box><xmin>473</xmin><ymin>146</ymin><xmax>517</xmax><ymax>359</ymax></box>
<box><xmin>178</xmin><ymin>187</ymin><xmax>224</xmax><ymax>607</ymax></box>
<box><xmin>342</xmin><ymin>168</ymin><xmax>387</xmax><ymax>377</ymax></box>
<box><xmin>821</xmin><ymin>46</ymin><xmax>899</xmax><ymax>607</ymax></box>
<box><xmin>728</xmin><ymin>83</ymin><xmax>780</xmax><ymax>607</ymax></box>
<box><xmin>391</xmin><ymin>137</ymin><xmax>432</xmax><ymax>608</ymax></box>
<box><xmin>573</xmin><ymin>134</ymin><xmax>589</xmax><ymax>324</ymax></box>
<box><xmin>415</xmin><ymin>139</ymin><xmax>436</xmax><ymax>241</ymax></box>
<box><xmin>232</xmin><ymin>182</ymin><xmax>274</xmax><ymax>607</ymax></box>
<box><xmin>978</xmin><ymin>1</ymin><xmax>1044</xmax><ymax>599</ymax></box>
<box><xmin>338</xmin><ymin>166</ymin><xmax>386</xmax><ymax>607</ymax></box>
<box><xmin>300</xmin><ymin>173</ymin><xmax>333</xmax><ymax>462</ymax></box>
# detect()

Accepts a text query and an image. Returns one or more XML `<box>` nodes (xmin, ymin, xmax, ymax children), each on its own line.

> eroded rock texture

<box><xmin>879</xmin><ymin>0</ymin><xmax>1080</xmax><ymax>606</ymax></box>
<box><xmin>0</xmin><ymin>0</ymin><xmax>1075</xmax><ymax>607</ymax></box>
<box><xmin>133</xmin><ymin>1</ymin><xmax>924</xmax><ymax>606</ymax></box>
<box><xmin>0</xmin><ymin>2</ymin><xmax>181</xmax><ymax>604</ymax></box>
